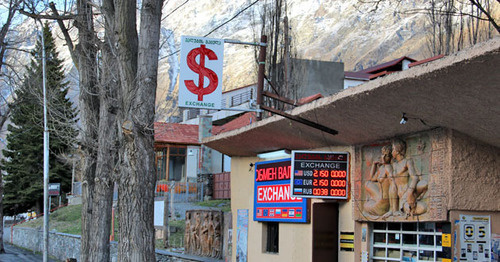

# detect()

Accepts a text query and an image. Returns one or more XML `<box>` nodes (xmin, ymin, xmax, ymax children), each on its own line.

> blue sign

<box><xmin>253</xmin><ymin>158</ymin><xmax>308</xmax><ymax>223</ymax></box>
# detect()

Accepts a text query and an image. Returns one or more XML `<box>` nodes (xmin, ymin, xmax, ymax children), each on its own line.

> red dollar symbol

<box><xmin>184</xmin><ymin>45</ymin><xmax>219</xmax><ymax>101</ymax></box>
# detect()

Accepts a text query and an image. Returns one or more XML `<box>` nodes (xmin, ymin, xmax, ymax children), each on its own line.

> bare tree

<box><xmin>0</xmin><ymin>0</ymin><xmax>23</xmax><ymax>254</ymax></box>
<box><xmin>18</xmin><ymin>1</ymin><xmax>115</xmax><ymax>259</ymax></box>
<box><xmin>49</xmin><ymin>0</ymin><xmax>121</xmax><ymax>260</ymax></box>
<box><xmin>109</xmin><ymin>0</ymin><xmax>164</xmax><ymax>259</ymax></box>
<box><xmin>254</xmin><ymin>0</ymin><xmax>299</xmax><ymax>112</ymax></box>
<box><xmin>359</xmin><ymin>0</ymin><xmax>499</xmax><ymax>56</ymax></box>
<box><xmin>41</xmin><ymin>0</ymin><xmax>163</xmax><ymax>260</ymax></box>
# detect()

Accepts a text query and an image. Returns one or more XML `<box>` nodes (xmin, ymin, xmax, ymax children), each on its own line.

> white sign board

<box><xmin>459</xmin><ymin>214</ymin><xmax>491</xmax><ymax>261</ymax></box>
<box><xmin>179</xmin><ymin>36</ymin><xmax>224</xmax><ymax>110</ymax></box>
<box><xmin>48</xmin><ymin>183</ymin><xmax>61</xmax><ymax>196</ymax></box>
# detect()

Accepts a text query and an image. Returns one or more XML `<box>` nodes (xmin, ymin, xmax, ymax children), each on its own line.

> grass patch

<box><xmin>155</xmin><ymin>219</ymin><xmax>186</xmax><ymax>249</ymax></box>
<box><xmin>195</xmin><ymin>199</ymin><xmax>231</xmax><ymax>212</ymax></box>
<box><xmin>19</xmin><ymin>204</ymin><xmax>82</xmax><ymax>235</ymax></box>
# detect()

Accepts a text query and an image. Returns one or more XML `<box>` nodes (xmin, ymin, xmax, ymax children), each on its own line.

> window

<box><xmin>265</xmin><ymin>222</ymin><xmax>279</xmax><ymax>253</ymax></box>
<box><xmin>371</xmin><ymin>222</ymin><xmax>450</xmax><ymax>262</ymax></box>
<box><xmin>155</xmin><ymin>146</ymin><xmax>187</xmax><ymax>181</ymax></box>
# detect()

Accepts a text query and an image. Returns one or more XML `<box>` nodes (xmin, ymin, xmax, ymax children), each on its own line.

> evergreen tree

<box><xmin>1</xmin><ymin>23</ymin><xmax>78</xmax><ymax>216</ymax></box>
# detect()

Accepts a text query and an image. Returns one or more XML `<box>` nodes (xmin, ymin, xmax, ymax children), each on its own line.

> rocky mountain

<box><xmin>6</xmin><ymin>0</ymin><xmax>499</xmax><ymax>121</ymax></box>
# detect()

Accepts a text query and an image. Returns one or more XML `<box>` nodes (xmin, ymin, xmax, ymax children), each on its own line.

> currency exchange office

<box><xmin>203</xmin><ymin>39</ymin><xmax>500</xmax><ymax>262</ymax></box>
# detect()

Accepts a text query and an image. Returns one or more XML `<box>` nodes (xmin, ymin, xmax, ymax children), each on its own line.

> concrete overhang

<box><xmin>204</xmin><ymin>38</ymin><xmax>500</xmax><ymax>156</ymax></box>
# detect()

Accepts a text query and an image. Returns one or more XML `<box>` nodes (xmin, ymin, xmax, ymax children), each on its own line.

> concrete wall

<box><xmin>230</xmin><ymin>146</ymin><xmax>355</xmax><ymax>262</ymax></box>
<box><xmin>450</xmin><ymin>130</ymin><xmax>500</xmax><ymax>211</ymax></box>
<box><xmin>12</xmin><ymin>227</ymin><xmax>97</xmax><ymax>261</ymax></box>
<box><xmin>290</xmin><ymin>59</ymin><xmax>344</xmax><ymax>99</ymax></box>
<box><xmin>211</xmin><ymin>150</ymin><xmax>223</xmax><ymax>174</ymax></box>
<box><xmin>11</xmin><ymin>227</ymin><xmax>221</xmax><ymax>262</ymax></box>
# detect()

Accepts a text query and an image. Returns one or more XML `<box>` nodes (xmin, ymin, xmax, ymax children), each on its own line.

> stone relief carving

<box><xmin>363</xmin><ymin>139</ymin><xmax>429</xmax><ymax>220</ymax></box>
<box><xmin>184</xmin><ymin>210</ymin><xmax>223</xmax><ymax>258</ymax></box>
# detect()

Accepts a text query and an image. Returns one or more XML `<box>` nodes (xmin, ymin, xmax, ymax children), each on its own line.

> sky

<box><xmin>0</xmin><ymin>0</ymin><xmax>74</xmax><ymax>26</ymax></box>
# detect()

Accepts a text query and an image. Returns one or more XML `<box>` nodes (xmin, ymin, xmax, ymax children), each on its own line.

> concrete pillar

<box><xmin>198</xmin><ymin>115</ymin><xmax>213</xmax><ymax>175</ymax></box>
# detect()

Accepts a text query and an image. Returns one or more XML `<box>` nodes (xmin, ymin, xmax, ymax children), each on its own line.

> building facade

<box><xmin>203</xmin><ymin>38</ymin><xmax>500</xmax><ymax>261</ymax></box>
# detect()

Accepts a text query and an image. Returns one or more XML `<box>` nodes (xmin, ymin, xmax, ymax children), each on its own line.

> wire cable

<box><xmin>161</xmin><ymin>0</ymin><xmax>190</xmax><ymax>22</ymax></box>
<box><xmin>159</xmin><ymin>0</ymin><xmax>261</xmax><ymax>60</ymax></box>
<box><xmin>203</xmin><ymin>0</ymin><xmax>260</xmax><ymax>38</ymax></box>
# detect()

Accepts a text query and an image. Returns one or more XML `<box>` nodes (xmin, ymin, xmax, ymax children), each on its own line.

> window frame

<box><xmin>265</xmin><ymin>222</ymin><xmax>279</xmax><ymax>254</ymax></box>
<box><xmin>370</xmin><ymin>222</ymin><xmax>445</xmax><ymax>262</ymax></box>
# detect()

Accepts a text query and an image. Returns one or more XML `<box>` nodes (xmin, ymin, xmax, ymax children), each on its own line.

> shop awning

<box><xmin>203</xmin><ymin>38</ymin><xmax>500</xmax><ymax>156</ymax></box>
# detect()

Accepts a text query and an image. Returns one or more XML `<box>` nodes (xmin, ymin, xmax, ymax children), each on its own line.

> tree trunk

<box><xmin>88</xmin><ymin>39</ymin><xmax>120</xmax><ymax>261</ymax></box>
<box><xmin>0</xmin><ymin>1</ymin><xmax>21</xmax><ymax>253</ymax></box>
<box><xmin>114</xmin><ymin>0</ymin><xmax>164</xmax><ymax>261</ymax></box>
<box><xmin>75</xmin><ymin>1</ymin><xmax>100</xmax><ymax>261</ymax></box>
<box><xmin>0</xmin><ymin>167</ymin><xmax>4</xmax><ymax>253</ymax></box>
<box><xmin>163</xmin><ymin>181</ymin><xmax>175</xmax><ymax>248</ymax></box>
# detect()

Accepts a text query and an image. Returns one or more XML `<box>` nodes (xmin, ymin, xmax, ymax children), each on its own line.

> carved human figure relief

<box><xmin>184</xmin><ymin>210</ymin><xmax>223</xmax><ymax>258</ymax></box>
<box><xmin>389</xmin><ymin>140</ymin><xmax>428</xmax><ymax>218</ymax></box>
<box><xmin>363</xmin><ymin>140</ymin><xmax>429</xmax><ymax>220</ymax></box>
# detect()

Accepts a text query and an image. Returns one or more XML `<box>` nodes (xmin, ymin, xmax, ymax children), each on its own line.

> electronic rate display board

<box><xmin>291</xmin><ymin>151</ymin><xmax>349</xmax><ymax>199</ymax></box>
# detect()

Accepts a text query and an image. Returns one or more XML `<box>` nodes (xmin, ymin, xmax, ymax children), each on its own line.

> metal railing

<box><xmin>230</xmin><ymin>90</ymin><xmax>253</xmax><ymax>107</ymax></box>
<box><xmin>155</xmin><ymin>181</ymin><xmax>204</xmax><ymax>203</ymax></box>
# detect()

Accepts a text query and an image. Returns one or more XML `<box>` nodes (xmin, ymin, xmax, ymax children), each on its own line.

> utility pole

<box><xmin>256</xmin><ymin>35</ymin><xmax>268</xmax><ymax>120</ymax></box>
<box><xmin>40</xmin><ymin>20</ymin><xmax>50</xmax><ymax>262</ymax></box>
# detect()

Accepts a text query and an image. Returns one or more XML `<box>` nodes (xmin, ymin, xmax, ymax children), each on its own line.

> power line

<box><xmin>162</xmin><ymin>0</ymin><xmax>190</xmax><ymax>22</ymax></box>
<box><xmin>159</xmin><ymin>0</ymin><xmax>261</xmax><ymax>61</ymax></box>
<box><xmin>203</xmin><ymin>0</ymin><xmax>260</xmax><ymax>37</ymax></box>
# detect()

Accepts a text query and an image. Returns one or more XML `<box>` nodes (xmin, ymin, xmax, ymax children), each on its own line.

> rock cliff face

<box><xmin>156</xmin><ymin>0</ymin><xmax>434</xmax><ymax>119</ymax></box>
<box><xmin>8</xmin><ymin>0</ymin><xmax>498</xmax><ymax>121</ymax></box>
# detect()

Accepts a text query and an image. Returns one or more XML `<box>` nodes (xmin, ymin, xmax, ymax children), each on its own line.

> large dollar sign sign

<box><xmin>185</xmin><ymin>45</ymin><xmax>219</xmax><ymax>101</ymax></box>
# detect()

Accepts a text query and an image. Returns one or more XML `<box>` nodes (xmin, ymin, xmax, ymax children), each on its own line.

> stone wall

<box><xmin>11</xmin><ymin>227</ymin><xmax>221</xmax><ymax>262</ymax></box>
<box><xmin>12</xmin><ymin>227</ymin><xmax>87</xmax><ymax>261</ymax></box>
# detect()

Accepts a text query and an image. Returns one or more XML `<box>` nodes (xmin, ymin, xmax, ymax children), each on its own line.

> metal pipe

<box><xmin>217</xmin><ymin>107</ymin><xmax>261</xmax><ymax>112</ymax></box>
<box><xmin>224</xmin><ymin>39</ymin><xmax>267</xmax><ymax>47</ymax></box>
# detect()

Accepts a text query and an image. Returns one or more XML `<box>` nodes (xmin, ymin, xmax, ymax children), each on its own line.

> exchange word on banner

<box><xmin>179</xmin><ymin>36</ymin><xmax>224</xmax><ymax>109</ymax></box>
<box><xmin>254</xmin><ymin>158</ymin><xmax>308</xmax><ymax>223</ymax></box>
<box><xmin>291</xmin><ymin>151</ymin><xmax>349</xmax><ymax>199</ymax></box>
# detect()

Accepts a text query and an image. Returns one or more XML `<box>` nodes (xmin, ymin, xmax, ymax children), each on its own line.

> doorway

<box><xmin>312</xmin><ymin>202</ymin><xmax>339</xmax><ymax>262</ymax></box>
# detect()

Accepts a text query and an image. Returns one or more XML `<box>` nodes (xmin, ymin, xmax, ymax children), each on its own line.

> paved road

<box><xmin>0</xmin><ymin>242</ymin><xmax>58</xmax><ymax>262</ymax></box>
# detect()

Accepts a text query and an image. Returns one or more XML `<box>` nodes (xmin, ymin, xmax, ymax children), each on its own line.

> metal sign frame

<box><xmin>253</xmin><ymin>158</ymin><xmax>308</xmax><ymax>223</ymax></box>
<box><xmin>290</xmin><ymin>151</ymin><xmax>349</xmax><ymax>200</ymax></box>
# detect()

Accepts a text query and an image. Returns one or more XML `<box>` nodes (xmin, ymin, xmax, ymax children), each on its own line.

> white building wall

<box><xmin>344</xmin><ymin>79</ymin><xmax>366</xmax><ymax>89</ymax></box>
<box><xmin>186</xmin><ymin>146</ymin><xmax>199</xmax><ymax>181</ymax></box>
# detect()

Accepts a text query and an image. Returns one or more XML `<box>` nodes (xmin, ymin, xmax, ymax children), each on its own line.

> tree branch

<box><xmin>18</xmin><ymin>9</ymin><xmax>75</xmax><ymax>20</ymax></box>
<box><xmin>469</xmin><ymin>0</ymin><xmax>500</xmax><ymax>33</ymax></box>
<box><xmin>49</xmin><ymin>2</ymin><xmax>78</xmax><ymax>67</ymax></box>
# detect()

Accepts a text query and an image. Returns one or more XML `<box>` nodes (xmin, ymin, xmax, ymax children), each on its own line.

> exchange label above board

<box><xmin>291</xmin><ymin>151</ymin><xmax>349</xmax><ymax>199</ymax></box>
